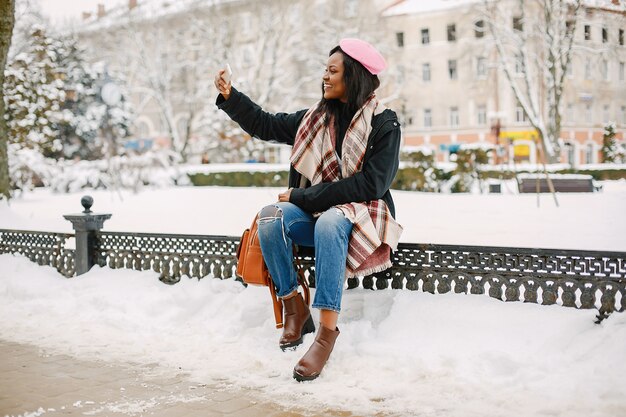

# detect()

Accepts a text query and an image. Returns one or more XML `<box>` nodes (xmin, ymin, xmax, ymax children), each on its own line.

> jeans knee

<box><xmin>257</xmin><ymin>205</ymin><xmax>286</xmax><ymax>244</ymax></box>
<box><xmin>315</xmin><ymin>209</ymin><xmax>350</xmax><ymax>237</ymax></box>
<box><xmin>258</xmin><ymin>205</ymin><xmax>282</xmax><ymax>222</ymax></box>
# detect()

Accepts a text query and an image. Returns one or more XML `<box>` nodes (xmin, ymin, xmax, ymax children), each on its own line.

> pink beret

<box><xmin>339</xmin><ymin>38</ymin><xmax>387</xmax><ymax>75</ymax></box>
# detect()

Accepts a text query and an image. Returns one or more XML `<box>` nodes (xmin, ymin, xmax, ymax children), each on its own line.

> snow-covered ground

<box><xmin>1</xmin><ymin>181</ymin><xmax>625</xmax><ymax>251</ymax></box>
<box><xmin>1</xmin><ymin>183</ymin><xmax>625</xmax><ymax>416</ymax></box>
<box><xmin>1</xmin><ymin>254</ymin><xmax>625</xmax><ymax>417</ymax></box>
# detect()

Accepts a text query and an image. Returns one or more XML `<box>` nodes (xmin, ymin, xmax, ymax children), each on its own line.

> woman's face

<box><xmin>323</xmin><ymin>52</ymin><xmax>348</xmax><ymax>102</ymax></box>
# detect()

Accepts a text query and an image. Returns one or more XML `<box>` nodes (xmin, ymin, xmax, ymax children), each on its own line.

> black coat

<box><xmin>216</xmin><ymin>88</ymin><xmax>401</xmax><ymax>218</ymax></box>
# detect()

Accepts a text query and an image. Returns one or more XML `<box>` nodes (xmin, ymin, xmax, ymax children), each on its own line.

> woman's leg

<box><xmin>257</xmin><ymin>202</ymin><xmax>316</xmax><ymax>349</ymax></box>
<box><xmin>293</xmin><ymin>208</ymin><xmax>352</xmax><ymax>381</ymax></box>
<box><xmin>311</xmin><ymin>208</ymin><xmax>353</xmax><ymax>318</ymax></box>
<box><xmin>257</xmin><ymin>202</ymin><xmax>315</xmax><ymax>298</ymax></box>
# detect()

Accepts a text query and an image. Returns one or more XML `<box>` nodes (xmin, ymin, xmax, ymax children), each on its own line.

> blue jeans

<box><xmin>257</xmin><ymin>202</ymin><xmax>353</xmax><ymax>313</ymax></box>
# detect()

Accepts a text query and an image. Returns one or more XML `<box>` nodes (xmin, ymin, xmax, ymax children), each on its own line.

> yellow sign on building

<box><xmin>499</xmin><ymin>130</ymin><xmax>539</xmax><ymax>141</ymax></box>
<box><xmin>499</xmin><ymin>130</ymin><xmax>538</xmax><ymax>158</ymax></box>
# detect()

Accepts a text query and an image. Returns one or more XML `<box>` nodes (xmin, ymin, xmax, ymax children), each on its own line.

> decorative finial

<box><xmin>81</xmin><ymin>195</ymin><xmax>94</xmax><ymax>214</ymax></box>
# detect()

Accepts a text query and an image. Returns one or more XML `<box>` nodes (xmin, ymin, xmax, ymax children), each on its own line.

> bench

<box><xmin>518</xmin><ymin>174</ymin><xmax>596</xmax><ymax>193</ymax></box>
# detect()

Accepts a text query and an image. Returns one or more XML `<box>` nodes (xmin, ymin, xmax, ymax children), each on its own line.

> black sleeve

<box><xmin>289</xmin><ymin>121</ymin><xmax>401</xmax><ymax>212</ymax></box>
<box><xmin>216</xmin><ymin>87</ymin><xmax>307</xmax><ymax>146</ymax></box>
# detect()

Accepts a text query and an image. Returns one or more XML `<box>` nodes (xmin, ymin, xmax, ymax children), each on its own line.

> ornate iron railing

<box><xmin>92</xmin><ymin>231</ymin><xmax>625</xmax><ymax>314</ymax></box>
<box><xmin>94</xmin><ymin>231</ymin><xmax>239</xmax><ymax>281</ymax></box>
<box><xmin>0</xmin><ymin>229</ymin><xmax>75</xmax><ymax>277</ymax></box>
<box><xmin>2</xmin><ymin>228</ymin><xmax>624</xmax><ymax>316</ymax></box>
<box><xmin>348</xmin><ymin>244</ymin><xmax>626</xmax><ymax>315</ymax></box>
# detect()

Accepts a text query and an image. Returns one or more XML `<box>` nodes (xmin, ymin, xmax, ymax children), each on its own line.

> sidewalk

<box><xmin>0</xmin><ymin>339</ymin><xmax>354</xmax><ymax>417</ymax></box>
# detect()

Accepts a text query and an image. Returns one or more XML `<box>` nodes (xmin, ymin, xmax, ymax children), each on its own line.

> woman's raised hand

<box><xmin>214</xmin><ymin>69</ymin><xmax>232</xmax><ymax>100</ymax></box>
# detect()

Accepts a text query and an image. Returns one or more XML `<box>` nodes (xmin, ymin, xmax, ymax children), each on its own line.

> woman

<box><xmin>214</xmin><ymin>39</ymin><xmax>403</xmax><ymax>382</ymax></box>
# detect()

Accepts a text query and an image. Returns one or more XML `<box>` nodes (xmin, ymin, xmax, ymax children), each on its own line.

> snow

<box><xmin>383</xmin><ymin>0</ymin><xmax>625</xmax><ymax>17</ymax></box>
<box><xmin>0</xmin><ymin>253</ymin><xmax>624</xmax><ymax>416</ymax></box>
<box><xmin>1</xmin><ymin>183</ymin><xmax>625</xmax><ymax>415</ymax></box>
<box><xmin>77</xmin><ymin>0</ymin><xmax>240</xmax><ymax>32</ymax></box>
<box><xmin>183</xmin><ymin>162</ymin><xmax>290</xmax><ymax>174</ymax></box>
<box><xmin>1</xmin><ymin>182</ymin><xmax>625</xmax><ymax>251</ymax></box>
<box><xmin>383</xmin><ymin>0</ymin><xmax>480</xmax><ymax>17</ymax></box>
<box><xmin>517</xmin><ymin>173</ymin><xmax>593</xmax><ymax>179</ymax></box>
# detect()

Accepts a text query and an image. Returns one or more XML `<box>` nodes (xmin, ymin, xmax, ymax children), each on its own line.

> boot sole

<box><xmin>279</xmin><ymin>315</ymin><xmax>315</xmax><ymax>351</ymax></box>
<box><xmin>293</xmin><ymin>369</ymin><xmax>319</xmax><ymax>382</ymax></box>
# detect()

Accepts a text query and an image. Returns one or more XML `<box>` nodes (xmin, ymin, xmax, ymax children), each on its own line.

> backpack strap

<box><xmin>268</xmin><ymin>283</ymin><xmax>284</xmax><ymax>329</ymax></box>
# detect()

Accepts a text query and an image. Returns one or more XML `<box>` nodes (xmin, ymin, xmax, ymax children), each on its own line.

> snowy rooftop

<box><xmin>77</xmin><ymin>0</ymin><xmax>242</xmax><ymax>32</ymax></box>
<box><xmin>73</xmin><ymin>0</ymin><xmax>626</xmax><ymax>31</ymax></box>
<box><xmin>383</xmin><ymin>0</ymin><xmax>625</xmax><ymax>17</ymax></box>
<box><xmin>383</xmin><ymin>0</ymin><xmax>480</xmax><ymax>17</ymax></box>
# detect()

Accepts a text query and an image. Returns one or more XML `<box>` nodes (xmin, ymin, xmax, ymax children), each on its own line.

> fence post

<box><xmin>63</xmin><ymin>195</ymin><xmax>111</xmax><ymax>276</ymax></box>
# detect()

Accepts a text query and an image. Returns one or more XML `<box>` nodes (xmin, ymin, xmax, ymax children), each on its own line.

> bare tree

<box><xmin>75</xmin><ymin>0</ymin><xmax>389</xmax><ymax>163</ymax></box>
<box><xmin>0</xmin><ymin>0</ymin><xmax>16</xmax><ymax>199</ymax></box>
<box><xmin>482</xmin><ymin>0</ymin><xmax>582</xmax><ymax>162</ymax></box>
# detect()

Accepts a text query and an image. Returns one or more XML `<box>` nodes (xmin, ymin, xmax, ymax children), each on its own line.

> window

<box><xmin>619</xmin><ymin>62</ymin><xmax>624</xmax><ymax>81</ymax></box>
<box><xmin>601</xmin><ymin>59</ymin><xmax>608</xmax><ymax>80</ymax></box>
<box><xmin>515</xmin><ymin>103</ymin><xmax>528</xmax><ymax>123</ymax></box>
<box><xmin>515</xmin><ymin>54</ymin><xmax>523</xmax><ymax>74</ymax></box>
<box><xmin>567</xmin><ymin>103</ymin><xmax>574</xmax><ymax>123</ymax></box>
<box><xmin>421</xmin><ymin>28</ymin><xmax>430</xmax><ymax>45</ymax></box>
<box><xmin>422</xmin><ymin>63</ymin><xmax>431</xmax><ymax>82</ymax></box>
<box><xmin>585</xmin><ymin>58</ymin><xmax>592</xmax><ymax>80</ymax></box>
<box><xmin>602</xmin><ymin>27</ymin><xmax>608</xmax><ymax>43</ymax></box>
<box><xmin>620</xmin><ymin>29</ymin><xmax>624</xmax><ymax>46</ymax></box>
<box><xmin>424</xmin><ymin>108</ymin><xmax>432</xmax><ymax>128</ymax></box>
<box><xmin>406</xmin><ymin>114</ymin><xmax>414</xmax><ymax>125</ymax></box>
<box><xmin>396</xmin><ymin>32</ymin><xmax>404</xmax><ymax>47</ymax></box>
<box><xmin>513</xmin><ymin>16</ymin><xmax>523</xmax><ymax>32</ymax></box>
<box><xmin>401</xmin><ymin>105</ymin><xmax>413</xmax><ymax>125</ymax></box>
<box><xmin>603</xmin><ymin>104</ymin><xmax>610</xmax><ymax>122</ymax></box>
<box><xmin>566</xmin><ymin>60</ymin><xmax>573</xmax><ymax>77</ymax></box>
<box><xmin>449</xmin><ymin>107</ymin><xmax>459</xmax><ymax>126</ymax></box>
<box><xmin>476</xmin><ymin>56</ymin><xmax>486</xmax><ymax>78</ymax></box>
<box><xmin>585</xmin><ymin>104</ymin><xmax>592</xmax><ymax>124</ymax></box>
<box><xmin>475</xmin><ymin>20</ymin><xmax>484</xmax><ymax>38</ymax></box>
<box><xmin>584</xmin><ymin>25</ymin><xmax>591</xmax><ymax>41</ymax></box>
<box><xmin>447</xmin><ymin>24</ymin><xmax>456</xmax><ymax>41</ymax></box>
<box><xmin>477</xmin><ymin>105</ymin><xmax>487</xmax><ymax>125</ymax></box>
<box><xmin>566</xmin><ymin>20</ymin><xmax>574</xmax><ymax>35</ymax></box>
<box><xmin>448</xmin><ymin>59</ymin><xmax>457</xmax><ymax>79</ymax></box>
<box><xmin>566</xmin><ymin>143</ymin><xmax>575</xmax><ymax>165</ymax></box>
<box><xmin>622</xmin><ymin>106</ymin><xmax>626</xmax><ymax>124</ymax></box>
<box><xmin>585</xmin><ymin>144</ymin><xmax>595</xmax><ymax>164</ymax></box>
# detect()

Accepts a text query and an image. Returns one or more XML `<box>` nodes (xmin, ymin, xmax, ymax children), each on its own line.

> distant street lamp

<box><xmin>101</xmin><ymin>81</ymin><xmax>121</xmax><ymax>106</ymax></box>
<box><xmin>99</xmin><ymin>72</ymin><xmax>121</xmax><ymax>157</ymax></box>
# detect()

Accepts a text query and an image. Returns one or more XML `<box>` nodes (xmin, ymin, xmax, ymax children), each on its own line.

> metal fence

<box><xmin>2</xmin><ymin>227</ymin><xmax>624</xmax><ymax>317</ymax></box>
<box><xmin>0</xmin><ymin>229</ymin><xmax>75</xmax><ymax>277</ymax></box>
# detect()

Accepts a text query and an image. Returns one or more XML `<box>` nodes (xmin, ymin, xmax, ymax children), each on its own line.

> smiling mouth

<box><xmin>324</xmin><ymin>84</ymin><xmax>332</xmax><ymax>89</ymax></box>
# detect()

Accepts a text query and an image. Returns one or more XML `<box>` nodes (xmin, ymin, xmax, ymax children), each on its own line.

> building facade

<box><xmin>76</xmin><ymin>0</ymin><xmax>625</xmax><ymax>165</ymax></box>
<box><xmin>382</xmin><ymin>0</ymin><xmax>625</xmax><ymax>165</ymax></box>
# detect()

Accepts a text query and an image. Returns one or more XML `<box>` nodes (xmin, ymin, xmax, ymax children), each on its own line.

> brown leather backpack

<box><xmin>236</xmin><ymin>214</ymin><xmax>310</xmax><ymax>328</ymax></box>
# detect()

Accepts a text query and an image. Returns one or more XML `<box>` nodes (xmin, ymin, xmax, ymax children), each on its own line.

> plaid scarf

<box><xmin>291</xmin><ymin>96</ymin><xmax>403</xmax><ymax>278</ymax></box>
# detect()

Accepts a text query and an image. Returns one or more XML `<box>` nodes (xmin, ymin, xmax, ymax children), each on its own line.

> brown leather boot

<box><xmin>279</xmin><ymin>293</ymin><xmax>315</xmax><ymax>350</ymax></box>
<box><xmin>293</xmin><ymin>325</ymin><xmax>340</xmax><ymax>382</ymax></box>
